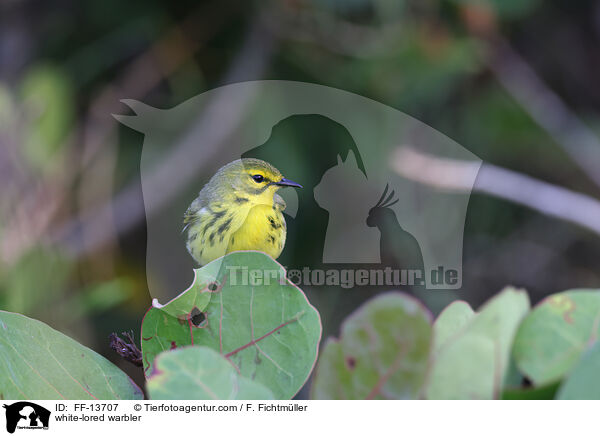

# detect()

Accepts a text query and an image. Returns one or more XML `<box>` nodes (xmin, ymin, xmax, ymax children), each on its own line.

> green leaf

<box><xmin>141</xmin><ymin>252</ymin><xmax>321</xmax><ymax>400</ymax></box>
<box><xmin>310</xmin><ymin>292</ymin><xmax>432</xmax><ymax>400</ymax></box>
<box><xmin>147</xmin><ymin>346</ymin><xmax>274</xmax><ymax>400</ymax></box>
<box><xmin>431</xmin><ymin>300</ymin><xmax>475</xmax><ymax>355</ymax></box>
<box><xmin>424</xmin><ymin>287</ymin><xmax>530</xmax><ymax>399</ymax></box>
<box><xmin>0</xmin><ymin>311</ymin><xmax>143</xmax><ymax>400</ymax></box>
<box><xmin>513</xmin><ymin>289</ymin><xmax>600</xmax><ymax>386</ymax></box>
<box><xmin>556</xmin><ymin>342</ymin><xmax>600</xmax><ymax>399</ymax></box>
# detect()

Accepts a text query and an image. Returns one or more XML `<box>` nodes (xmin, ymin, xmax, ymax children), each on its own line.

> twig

<box><xmin>487</xmin><ymin>39</ymin><xmax>600</xmax><ymax>190</ymax></box>
<box><xmin>393</xmin><ymin>147</ymin><xmax>600</xmax><ymax>237</ymax></box>
<box><xmin>109</xmin><ymin>331</ymin><xmax>143</xmax><ymax>367</ymax></box>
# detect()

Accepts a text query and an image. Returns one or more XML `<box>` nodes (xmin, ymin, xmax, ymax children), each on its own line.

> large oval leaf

<box><xmin>147</xmin><ymin>346</ymin><xmax>274</xmax><ymax>400</ymax></box>
<box><xmin>424</xmin><ymin>287</ymin><xmax>530</xmax><ymax>399</ymax></box>
<box><xmin>141</xmin><ymin>251</ymin><xmax>322</xmax><ymax>400</ymax></box>
<box><xmin>513</xmin><ymin>289</ymin><xmax>600</xmax><ymax>386</ymax></box>
<box><xmin>0</xmin><ymin>311</ymin><xmax>143</xmax><ymax>400</ymax></box>
<box><xmin>310</xmin><ymin>292</ymin><xmax>432</xmax><ymax>400</ymax></box>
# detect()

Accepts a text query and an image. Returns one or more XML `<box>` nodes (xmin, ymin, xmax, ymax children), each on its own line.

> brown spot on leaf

<box><xmin>190</xmin><ymin>307</ymin><xmax>207</xmax><ymax>328</ymax></box>
<box><xmin>206</xmin><ymin>277</ymin><xmax>226</xmax><ymax>293</ymax></box>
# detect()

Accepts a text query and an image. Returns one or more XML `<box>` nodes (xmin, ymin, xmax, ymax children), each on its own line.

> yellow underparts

<box><xmin>186</xmin><ymin>203</ymin><xmax>286</xmax><ymax>266</ymax></box>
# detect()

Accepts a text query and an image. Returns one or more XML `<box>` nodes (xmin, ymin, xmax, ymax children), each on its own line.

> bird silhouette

<box><xmin>366</xmin><ymin>184</ymin><xmax>425</xmax><ymax>284</ymax></box>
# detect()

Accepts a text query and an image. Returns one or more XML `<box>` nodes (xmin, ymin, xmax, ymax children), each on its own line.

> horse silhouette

<box><xmin>3</xmin><ymin>402</ymin><xmax>50</xmax><ymax>434</ymax></box>
<box><xmin>367</xmin><ymin>184</ymin><xmax>425</xmax><ymax>279</ymax></box>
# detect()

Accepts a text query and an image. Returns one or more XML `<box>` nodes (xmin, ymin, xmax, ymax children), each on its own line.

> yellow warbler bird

<box><xmin>183</xmin><ymin>158</ymin><xmax>302</xmax><ymax>266</ymax></box>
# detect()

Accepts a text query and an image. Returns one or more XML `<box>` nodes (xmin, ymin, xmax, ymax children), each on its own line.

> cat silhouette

<box><xmin>314</xmin><ymin>150</ymin><xmax>381</xmax><ymax>263</ymax></box>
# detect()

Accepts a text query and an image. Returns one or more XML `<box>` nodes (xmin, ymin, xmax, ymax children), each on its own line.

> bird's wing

<box><xmin>182</xmin><ymin>197</ymin><xmax>206</xmax><ymax>233</ymax></box>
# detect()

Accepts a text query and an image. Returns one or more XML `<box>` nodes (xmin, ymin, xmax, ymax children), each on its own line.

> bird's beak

<box><xmin>276</xmin><ymin>178</ymin><xmax>302</xmax><ymax>188</ymax></box>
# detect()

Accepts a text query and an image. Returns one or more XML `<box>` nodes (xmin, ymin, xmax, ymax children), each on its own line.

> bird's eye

<box><xmin>252</xmin><ymin>174</ymin><xmax>264</xmax><ymax>183</ymax></box>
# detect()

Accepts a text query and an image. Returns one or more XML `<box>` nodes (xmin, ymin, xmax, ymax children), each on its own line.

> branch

<box><xmin>109</xmin><ymin>331</ymin><xmax>143</xmax><ymax>367</ymax></box>
<box><xmin>393</xmin><ymin>147</ymin><xmax>600</xmax><ymax>237</ymax></box>
<box><xmin>487</xmin><ymin>39</ymin><xmax>600</xmax><ymax>190</ymax></box>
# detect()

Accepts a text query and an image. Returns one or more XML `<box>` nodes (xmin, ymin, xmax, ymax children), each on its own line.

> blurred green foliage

<box><xmin>20</xmin><ymin>65</ymin><xmax>74</xmax><ymax>172</ymax></box>
<box><xmin>1</xmin><ymin>0</ymin><xmax>600</xmax><ymax>397</ymax></box>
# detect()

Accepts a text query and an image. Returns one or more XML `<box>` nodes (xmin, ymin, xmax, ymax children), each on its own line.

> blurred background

<box><xmin>2</xmin><ymin>0</ymin><xmax>600</xmax><ymax>390</ymax></box>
